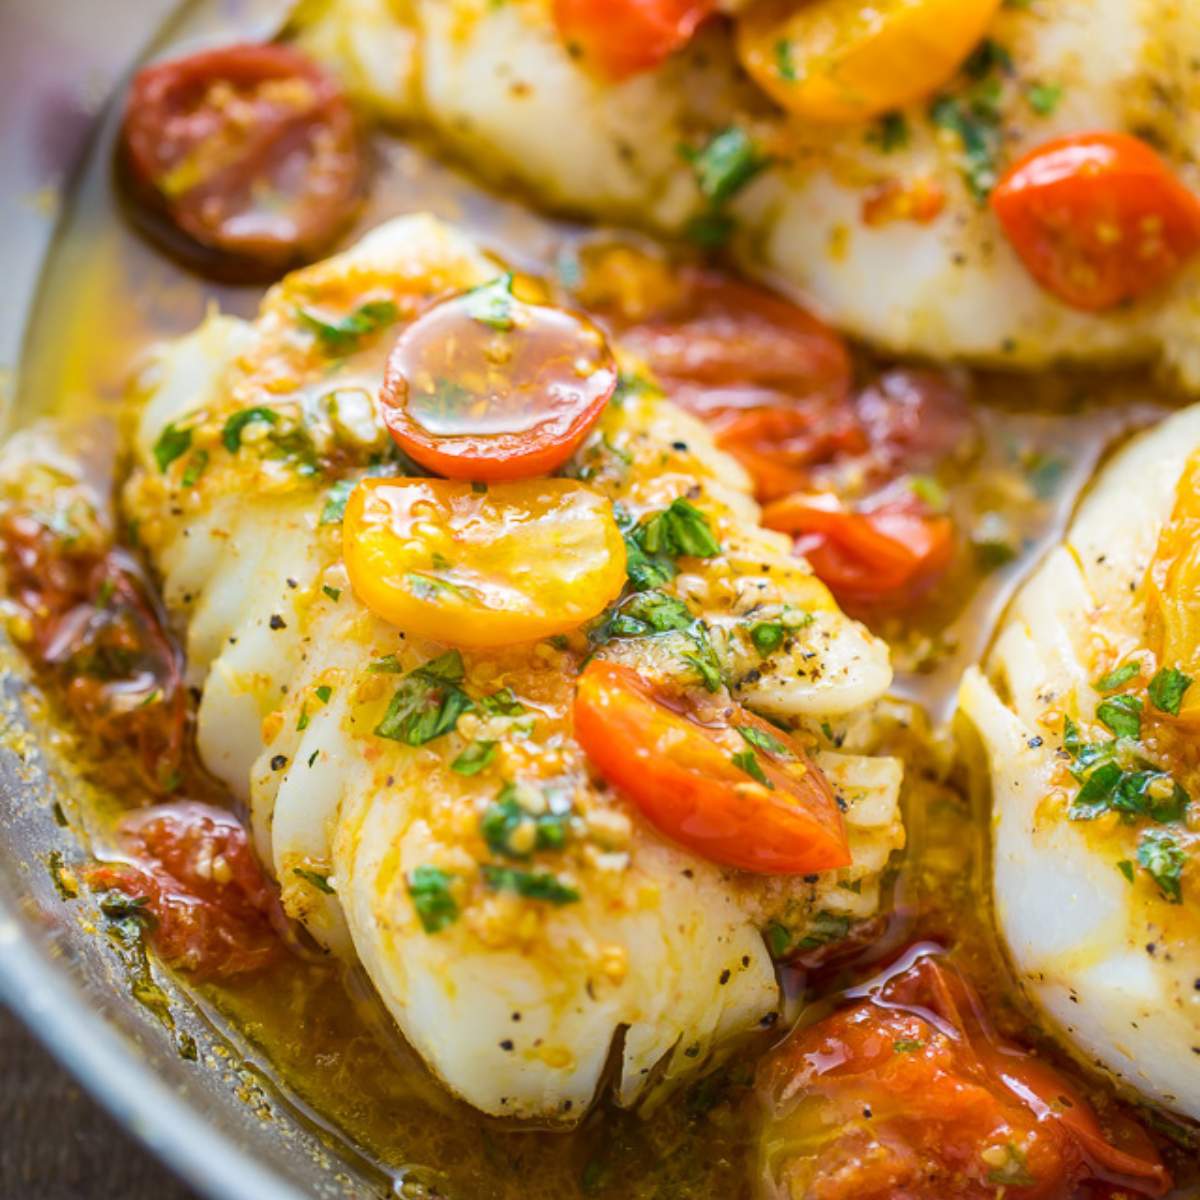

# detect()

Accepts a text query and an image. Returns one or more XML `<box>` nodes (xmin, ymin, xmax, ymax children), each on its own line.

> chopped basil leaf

<box><xmin>320</xmin><ymin>479</ymin><xmax>356</xmax><ymax>525</ymax></box>
<box><xmin>929</xmin><ymin>94</ymin><xmax>1001</xmax><ymax>200</ymax></box>
<box><xmin>1136</xmin><ymin>829</ymin><xmax>1185</xmax><ymax>903</ymax></box>
<box><xmin>1096</xmin><ymin>694</ymin><xmax>1142</xmax><ymax>739</ymax></box>
<box><xmin>893</xmin><ymin>1039</ymin><xmax>925</xmax><ymax>1053</ymax></box>
<box><xmin>293</xmin><ymin>867</ymin><xmax>335</xmax><ymax>895</ymax></box>
<box><xmin>623</xmin><ymin>532</ymin><xmax>677</xmax><ymax>592</ymax></box>
<box><xmin>868</xmin><ymin>111</ymin><xmax>909</xmax><ymax>153</ymax></box>
<box><xmin>683</xmin><ymin>212</ymin><xmax>736</xmax><ymax>249</ymax></box>
<box><xmin>1117</xmin><ymin>859</ymin><xmax>1135</xmax><ymax>883</ymax></box>
<box><xmin>407</xmin><ymin>865</ymin><xmax>459</xmax><ymax>933</ymax></box>
<box><xmin>795</xmin><ymin>910</ymin><xmax>851</xmax><ymax>950</ymax></box>
<box><xmin>463</xmin><ymin>273</ymin><xmax>516</xmax><ymax>331</ymax></box>
<box><xmin>181</xmin><ymin>450</ymin><xmax>209</xmax><ymax>488</ymax></box>
<box><xmin>298</xmin><ymin>299</ymin><xmax>398</xmax><ymax>355</ymax></box>
<box><xmin>731</xmin><ymin>749</ymin><xmax>772</xmax><ymax>788</ymax></box>
<box><xmin>452</xmin><ymin>740</ymin><xmax>497</xmax><ymax>776</ymax></box>
<box><xmin>222</xmin><ymin>406</ymin><xmax>278</xmax><ymax>453</ymax></box>
<box><xmin>315</xmin><ymin>685</ymin><xmax>333</xmax><ymax>704</ymax></box>
<box><xmin>481</xmin><ymin>863</ymin><xmax>579</xmax><ymax>904</ymax></box>
<box><xmin>1026</xmin><ymin>81</ymin><xmax>1062</xmax><ymax>115</ymax></box>
<box><xmin>153</xmin><ymin>424</ymin><xmax>192</xmax><ymax>473</ymax></box>
<box><xmin>750</xmin><ymin>621</ymin><xmax>785</xmax><ymax>656</ymax></box>
<box><xmin>1149</xmin><ymin>667</ymin><xmax>1192</xmax><ymax>716</ymax></box>
<box><xmin>765</xmin><ymin>921</ymin><xmax>791</xmax><ymax>957</ymax></box>
<box><xmin>682</xmin><ymin>126</ymin><xmax>770</xmax><ymax>207</ymax></box>
<box><xmin>1094</xmin><ymin>662</ymin><xmax>1140</xmax><ymax>692</ymax></box>
<box><xmin>368</xmin><ymin>654</ymin><xmax>404</xmax><ymax>673</ymax></box>
<box><xmin>638</xmin><ymin>498</ymin><xmax>721</xmax><ymax>559</ymax></box>
<box><xmin>479</xmin><ymin>687</ymin><xmax>526</xmax><ymax>717</ymax></box>
<box><xmin>296</xmin><ymin>706</ymin><xmax>310</xmax><ymax>732</ymax></box>
<box><xmin>774</xmin><ymin>38</ymin><xmax>796</xmax><ymax>81</ymax></box>
<box><xmin>322</xmin><ymin>585</ymin><xmax>341</xmax><ymax>602</ymax></box>
<box><xmin>737</xmin><ymin>725</ymin><xmax>794</xmax><ymax>760</ymax></box>
<box><xmin>375</xmin><ymin>650</ymin><xmax>473</xmax><ymax>745</ymax></box>
<box><xmin>481</xmin><ymin>786</ymin><xmax>570</xmax><ymax>858</ymax></box>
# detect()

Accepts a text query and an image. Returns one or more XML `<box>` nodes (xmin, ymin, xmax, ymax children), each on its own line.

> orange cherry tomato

<box><xmin>380</xmin><ymin>277</ymin><xmax>617</xmax><ymax>482</ymax></box>
<box><xmin>763</xmin><ymin>493</ymin><xmax>953</xmax><ymax>608</ymax></box>
<box><xmin>757</xmin><ymin>949</ymin><xmax>1171</xmax><ymax>1200</ymax></box>
<box><xmin>553</xmin><ymin>0</ymin><xmax>717</xmax><ymax>79</ymax></box>
<box><xmin>120</xmin><ymin>44</ymin><xmax>364</xmax><ymax>278</ymax></box>
<box><xmin>343</xmin><ymin>477</ymin><xmax>627</xmax><ymax>648</ymax></box>
<box><xmin>737</xmin><ymin>0</ymin><xmax>1002</xmax><ymax>124</ymax></box>
<box><xmin>614</xmin><ymin>270</ymin><xmax>857</xmax><ymax>502</ymax></box>
<box><xmin>990</xmin><ymin>132</ymin><xmax>1200</xmax><ymax>311</ymax></box>
<box><xmin>573</xmin><ymin>659</ymin><xmax>850</xmax><ymax>874</ymax></box>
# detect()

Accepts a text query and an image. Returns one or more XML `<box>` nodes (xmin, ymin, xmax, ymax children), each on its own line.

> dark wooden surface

<box><xmin>0</xmin><ymin>1001</ymin><xmax>199</xmax><ymax>1200</ymax></box>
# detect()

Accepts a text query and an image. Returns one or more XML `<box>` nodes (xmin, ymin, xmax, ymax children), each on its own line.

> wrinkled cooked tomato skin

<box><xmin>553</xmin><ymin>0</ymin><xmax>717</xmax><ymax>78</ymax></box>
<box><xmin>120</xmin><ymin>43</ymin><xmax>364</xmax><ymax>276</ymax></box>
<box><xmin>573</xmin><ymin>660</ymin><xmax>850</xmax><ymax>874</ymax></box>
<box><xmin>0</xmin><ymin>513</ymin><xmax>187</xmax><ymax>792</ymax></box>
<box><xmin>757</xmin><ymin>951</ymin><xmax>1171</xmax><ymax>1200</ymax></box>
<box><xmin>85</xmin><ymin>803</ymin><xmax>283</xmax><ymax>981</ymax></box>
<box><xmin>991</xmin><ymin>132</ymin><xmax>1200</xmax><ymax>311</ymax></box>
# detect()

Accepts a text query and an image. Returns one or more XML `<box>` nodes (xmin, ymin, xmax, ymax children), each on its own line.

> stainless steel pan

<box><xmin>0</xmin><ymin>4</ymin><xmax>387</xmax><ymax>1196</ymax></box>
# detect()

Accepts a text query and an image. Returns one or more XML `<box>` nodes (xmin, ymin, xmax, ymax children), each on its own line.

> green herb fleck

<box><xmin>985</xmin><ymin>1143</ymin><xmax>1035</xmax><ymax>1189</ymax></box>
<box><xmin>1149</xmin><ymin>667</ymin><xmax>1192</xmax><ymax>716</ymax></box>
<box><xmin>322</xmin><ymin>584</ymin><xmax>341</xmax><ymax>602</ymax></box>
<box><xmin>153</xmin><ymin>424</ymin><xmax>192</xmax><ymax>473</ymax></box>
<box><xmin>868</xmin><ymin>111</ymin><xmax>909</xmax><ymax>153</ymax></box>
<box><xmin>1096</xmin><ymin>694</ymin><xmax>1142</xmax><ymax>739</ymax></box>
<box><xmin>320</xmin><ymin>479</ymin><xmax>356</xmax><ymax>525</ymax></box>
<box><xmin>298</xmin><ymin>299</ymin><xmax>398</xmax><ymax>355</ymax></box>
<box><xmin>1116</xmin><ymin>859</ymin><xmax>1135</xmax><ymax>883</ymax></box>
<box><xmin>463</xmin><ymin>273</ymin><xmax>517</xmax><ymax>331</ymax></box>
<box><xmin>1095</xmin><ymin>661</ymin><xmax>1140</xmax><ymax>693</ymax></box>
<box><xmin>407</xmin><ymin>865</ymin><xmax>459</xmax><ymax>933</ymax></box>
<box><xmin>737</xmin><ymin>725</ymin><xmax>794</xmax><ymax>760</ymax></box>
<box><xmin>375</xmin><ymin>650</ymin><xmax>474</xmax><ymax>746</ymax></box>
<box><xmin>732</xmin><ymin>749</ymin><xmax>772</xmax><ymax>788</ymax></box>
<box><xmin>181</xmin><ymin>450</ymin><xmax>209</xmax><ymax>488</ymax></box>
<box><xmin>1026</xmin><ymin>81</ymin><xmax>1062</xmax><ymax>115</ymax></box>
<box><xmin>682</xmin><ymin>127</ymin><xmax>770</xmax><ymax>207</ymax></box>
<box><xmin>222</xmin><ymin>406</ymin><xmax>279</xmax><ymax>453</ymax></box>
<box><xmin>638</xmin><ymin>498</ymin><xmax>721</xmax><ymax>559</ymax></box>
<box><xmin>929</xmin><ymin>94</ymin><xmax>1001</xmax><ymax>200</ymax></box>
<box><xmin>293</xmin><ymin>867</ymin><xmax>335</xmax><ymax>895</ymax></box>
<box><xmin>796</xmin><ymin>911</ymin><xmax>851</xmax><ymax>950</ymax></box>
<box><xmin>481</xmin><ymin>863</ymin><xmax>580</xmax><ymax>905</ymax></box>
<box><xmin>315</xmin><ymin>685</ymin><xmax>333</xmax><ymax>704</ymax></box>
<box><xmin>1137</xmin><ymin>829</ymin><xmax>1185</xmax><ymax>903</ymax></box>
<box><xmin>774</xmin><ymin>39</ymin><xmax>796</xmax><ymax>82</ymax></box>
<box><xmin>452</xmin><ymin>740</ymin><xmax>497</xmax><ymax>776</ymax></box>
<box><xmin>765</xmin><ymin>921</ymin><xmax>791</xmax><ymax>957</ymax></box>
<box><xmin>893</xmin><ymin>1039</ymin><xmax>925</xmax><ymax>1053</ymax></box>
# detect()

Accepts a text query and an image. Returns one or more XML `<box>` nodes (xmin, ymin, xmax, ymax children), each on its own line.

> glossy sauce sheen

<box><xmin>13</xmin><ymin>27</ymin><xmax>1200</xmax><ymax>1200</ymax></box>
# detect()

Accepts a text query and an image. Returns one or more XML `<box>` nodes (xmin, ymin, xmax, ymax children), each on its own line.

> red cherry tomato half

<box><xmin>381</xmin><ymin>275</ymin><xmax>618</xmax><ymax>482</ymax></box>
<box><xmin>553</xmin><ymin>0</ymin><xmax>717</xmax><ymax>79</ymax></box>
<box><xmin>573</xmin><ymin>659</ymin><xmax>850</xmax><ymax>874</ymax></box>
<box><xmin>84</xmin><ymin>802</ymin><xmax>284</xmax><ymax>981</ymax></box>
<box><xmin>614</xmin><ymin>270</ymin><xmax>857</xmax><ymax>502</ymax></box>
<box><xmin>990</xmin><ymin>131</ymin><xmax>1200</xmax><ymax>311</ymax></box>
<box><xmin>756</xmin><ymin>949</ymin><xmax>1171</xmax><ymax>1200</ymax></box>
<box><xmin>763</xmin><ymin>493</ymin><xmax>954</xmax><ymax>608</ymax></box>
<box><xmin>120</xmin><ymin>43</ymin><xmax>364</xmax><ymax>277</ymax></box>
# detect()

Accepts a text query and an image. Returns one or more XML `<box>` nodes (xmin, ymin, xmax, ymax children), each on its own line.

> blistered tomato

<box><xmin>343</xmin><ymin>477</ymin><xmax>627</xmax><ymax>647</ymax></box>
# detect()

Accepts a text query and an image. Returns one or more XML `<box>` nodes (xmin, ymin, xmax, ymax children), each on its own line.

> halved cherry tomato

<box><xmin>120</xmin><ymin>44</ymin><xmax>364</xmax><ymax>277</ymax></box>
<box><xmin>1</xmin><ymin>505</ymin><xmax>187</xmax><ymax>793</ymax></box>
<box><xmin>573</xmin><ymin>659</ymin><xmax>850</xmax><ymax>874</ymax></box>
<box><xmin>380</xmin><ymin>277</ymin><xmax>617</xmax><ymax>482</ymax></box>
<box><xmin>990</xmin><ymin>132</ymin><xmax>1200</xmax><ymax>311</ymax></box>
<box><xmin>763</xmin><ymin>493</ymin><xmax>954</xmax><ymax>608</ymax></box>
<box><xmin>737</xmin><ymin>0</ymin><xmax>1002</xmax><ymax>124</ymax></box>
<box><xmin>757</xmin><ymin>948</ymin><xmax>1171</xmax><ymax>1200</ymax></box>
<box><xmin>84</xmin><ymin>802</ymin><xmax>284</xmax><ymax>981</ymax></box>
<box><xmin>344</xmin><ymin>478</ymin><xmax>626</xmax><ymax>647</ymax></box>
<box><xmin>613</xmin><ymin>270</ymin><xmax>857</xmax><ymax>502</ymax></box>
<box><xmin>553</xmin><ymin>0</ymin><xmax>716</xmax><ymax>79</ymax></box>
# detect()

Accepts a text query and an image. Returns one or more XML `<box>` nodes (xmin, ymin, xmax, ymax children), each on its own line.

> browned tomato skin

<box><xmin>380</xmin><ymin>288</ymin><xmax>618</xmax><ymax>481</ymax></box>
<box><xmin>757</xmin><ymin>950</ymin><xmax>1171</xmax><ymax>1200</ymax></box>
<box><xmin>119</xmin><ymin>43</ymin><xmax>365</xmax><ymax>280</ymax></box>
<box><xmin>0</xmin><ymin>512</ymin><xmax>187</xmax><ymax>792</ymax></box>
<box><xmin>84</xmin><ymin>802</ymin><xmax>284</xmax><ymax>981</ymax></box>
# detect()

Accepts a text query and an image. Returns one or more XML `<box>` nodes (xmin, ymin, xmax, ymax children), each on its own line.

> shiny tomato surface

<box><xmin>121</xmin><ymin>43</ymin><xmax>364</xmax><ymax>276</ymax></box>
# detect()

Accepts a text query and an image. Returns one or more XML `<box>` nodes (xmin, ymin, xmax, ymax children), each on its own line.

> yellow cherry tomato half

<box><xmin>343</xmin><ymin>477</ymin><xmax>627</xmax><ymax>647</ymax></box>
<box><xmin>737</xmin><ymin>0</ymin><xmax>1003</xmax><ymax>124</ymax></box>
